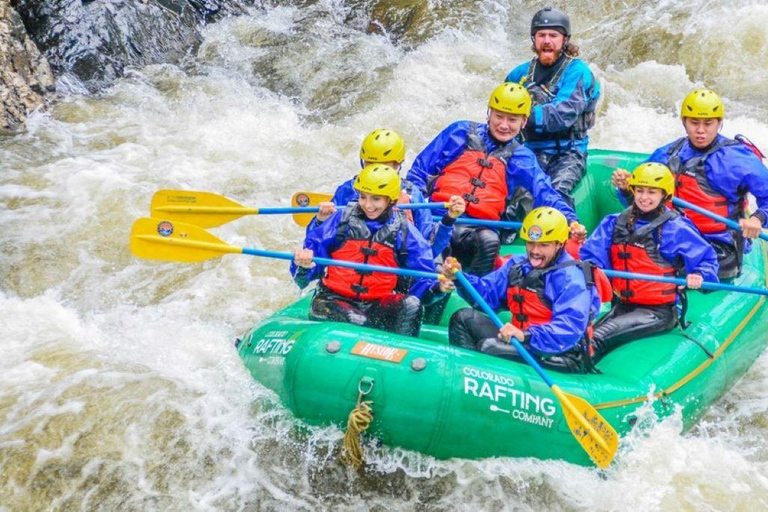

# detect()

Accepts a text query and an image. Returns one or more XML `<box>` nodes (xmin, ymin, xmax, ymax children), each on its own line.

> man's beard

<box><xmin>537</xmin><ymin>46</ymin><xmax>561</xmax><ymax>66</ymax></box>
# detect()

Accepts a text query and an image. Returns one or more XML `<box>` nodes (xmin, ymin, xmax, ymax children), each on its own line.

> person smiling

<box><xmin>406</xmin><ymin>82</ymin><xmax>583</xmax><ymax>278</ymax></box>
<box><xmin>291</xmin><ymin>164</ymin><xmax>440</xmax><ymax>337</ymax></box>
<box><xmin>504</xmin><ymin>7</ymin><xmax>600</xmax><ymax>213</ymax></box>
<box><xmin>438</xmin><ymin>207</ymin><xmax>601</xmax><ymax>373</ymax></box>
<box><xmin>582</xmin><ymin>163</ymin><xmax>719</xmax><ymax>363</ymax></box>
<box><xmin>613</xmin><ymin>89</ymin><xmax>768</xmax><ymax>279</ymax></box>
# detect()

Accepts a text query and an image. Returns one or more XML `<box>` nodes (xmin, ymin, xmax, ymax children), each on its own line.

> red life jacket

<box><xmin>429</xmin><ymin>122</ymin><xmax>516</xmax><ymax>220</ymax></box>
<box><xmin>609</xmin><ymin>208</ymin><xmax>680</xmax><ymax>305</ymax></box>
<box><xmin>322</xmin><ymin>205</ymin><xmax>408</xmax><ymax>300</ymax></box>
<box><xmin>667</xmin><ymin>137</ymin><xmax>746</xmax><ymax>234</ymax></box>
<box><xmin>505</xmin><ymin>258</ymin><xmax>596</xmax><ymax>332</ymax></box>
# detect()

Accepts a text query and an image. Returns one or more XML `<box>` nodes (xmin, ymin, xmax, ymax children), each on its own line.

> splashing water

<box><xmin>2</xmin><ymin>0</ymin><xmax>768</xmax><ymax>508</ymax></box>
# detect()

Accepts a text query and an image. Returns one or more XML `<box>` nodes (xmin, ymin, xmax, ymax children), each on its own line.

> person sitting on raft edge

<box><xmin>612</xmin><ymin>88</ymin><xmax>768</xmax><ymax>280</ymax></box>
<box><xmin>291</xmin><ymin>164</ymin><xmax>448</xmax><ymax>337</ymax></box>
<box><xmin>438</xmin><ymin>206</ymin><xmax>603</xmax><ymax>373</ymax></box>
<box><xmin>406</xmin><ymin>82</ymin><xmax>586</xmax><ymax>278</ymax></box>
<box><xmin>581</xmin><ymin>163</ymin><xmax>719</xmax><ymax>365</ymax></box>
<box><xmin>309</xmin><ymin>128</ymin><xmax>466</xmax><ymax>259</ymax></box>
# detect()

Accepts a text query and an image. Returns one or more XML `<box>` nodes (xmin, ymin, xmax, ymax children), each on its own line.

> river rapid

<box><xmin>2</xmin><ymin>1</ymin><xmax>768</xmax><ymax>509</ymax></box>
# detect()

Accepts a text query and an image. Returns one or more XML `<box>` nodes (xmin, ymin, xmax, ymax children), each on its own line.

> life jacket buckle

<box><xmin>469</xmin><ymin>177</ymin><xmax>487</xmax><ymax>188</ymax></box>
<box><xmin>360</xmin><ymin>247</ymin><xmax>379</xmax><ymax>256</ymax></box>
<box><xmin>462</xmin><ymin>193</ymin><xmax>479</xmax><ymax>204</ymax></box>
<box><xmin>617</xmin><ymin>251</ymin><xmax>631</xmax><ymax>259</ymax></box>
<box><xmin>351</xmin><ymin>284</ymin><xmax>369</xmax><ymax>294</ymax></box>
<box><xmin>476</xmin><ymin>158</ymin><xmax>493</xmax><ymax>168</ymax></box>
<box><xmin>620</xmin><ymin>289</ymin><xmax>634</xmax><ymax>298</ymax></box>
<box><xmin>512</xmin><ymin>293</ymin><xmax>525</xmax><ymax>303</ymax></box>
<box><xmin>514</xmin><ymin>313</ymin><xmax>528</xmax><ymax>322</ymax></box>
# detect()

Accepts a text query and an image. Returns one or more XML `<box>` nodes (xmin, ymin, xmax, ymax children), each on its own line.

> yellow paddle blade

<box><xmin>150</xmin><ymin>190</ymin><xmax>257</xmax><ymax>228</ymax></box>
<box><xmin>292</xmin><ymin>191</ymin><xmax>333</xmax><ymax>227</ymax></box>
<box><xmin>552</xmin><ymin>386</ymin><xmax>619</xmax><ymax>468</ymax></box>
<box><xmin>130</xmin><ymin>217</ymin><xmax>242</xmax><ymax>263</ymax></box>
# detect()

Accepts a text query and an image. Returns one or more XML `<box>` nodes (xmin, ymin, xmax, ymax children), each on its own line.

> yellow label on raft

<box><xmin>351</xmin><ymin>341</ymin><xmax>408</xmax><ymax>363</ymax></box>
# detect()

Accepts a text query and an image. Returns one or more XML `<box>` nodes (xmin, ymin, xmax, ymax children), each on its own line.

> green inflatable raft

<box><xmin>236</xmin><ymin>149</ymin><xmax>768</xmax><ymax>466</ymax></box>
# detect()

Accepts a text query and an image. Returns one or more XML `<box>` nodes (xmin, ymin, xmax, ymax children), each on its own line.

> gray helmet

<box><xmin>530</xmin><ymin>7</ymin><xmax>571</xmax><ymax>37</ymax></box>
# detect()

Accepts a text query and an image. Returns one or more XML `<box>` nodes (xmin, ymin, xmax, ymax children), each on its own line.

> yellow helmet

<box><xmin>520</xmin><ymin>207</ymin><xmax>569</xmax><ymax>243</ymax></box>
<box><xmin>359</xmin><ymin>129</ymin><xmax>406</xmax><ymax>164</ymax></box>
<box><xmin>628</xmin><ymin>162</ymin><xmax>675</xmax><ymax>197</ymax></box>
<box><xmin>680</xmin><ymin>89</ymin><xmax>725</xmax><ymax>119</ymax></box>
<box><xmin>488</xmin><ymin>82</ymin><xmax>532</xmax><ymax>117</ymax></box>
<box><xmin>354</xmin><ymin>164</ymin><xmax>401</xmax><ymax>201</ymax></box>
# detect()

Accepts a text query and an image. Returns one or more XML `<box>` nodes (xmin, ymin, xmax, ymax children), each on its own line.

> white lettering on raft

<box><xmin>462</xmin><ymin>366</ymin><xmax>557</xmax><ymax>429</ymax></box>
<box><xmin>253</xmin><ymin>337</ymin><xmax>294</xmax><ymax>356</ymax></box>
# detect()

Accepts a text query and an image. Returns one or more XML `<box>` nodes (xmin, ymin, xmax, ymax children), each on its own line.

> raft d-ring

<box><xmin>358</xmin><ymin>376</ymin><xmax>375</xmax><ymax>396</ymax></box>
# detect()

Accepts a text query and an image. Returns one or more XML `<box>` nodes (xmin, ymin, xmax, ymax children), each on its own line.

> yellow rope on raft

<box><xmin>340</xmin><ymin>393</ymin><xmax>374</xmax><ymax>469</ymax></box>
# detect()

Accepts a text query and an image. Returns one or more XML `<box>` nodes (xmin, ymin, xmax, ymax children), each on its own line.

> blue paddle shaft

<box><xmin>431</xmin><ymin>216</ymin><xmax>522</xmax><ymax>229</ymax></box>
<box><xmin>454</xmin><ymin>271</ymin><xmax>555</xmax><ymax>388</ymax></box>
<box><xmin>672</xmin><ymin>197</ymin><xmax>768</xmax><ymax>243</ymax></box>
<box><xmin>241</xmin><ymin>248</ymin><xmax>440</xmax><ymax>280</ymax></box>
<box><xmin>601</xmin><ymin>269</ymin><xmax>768</xmax><ymax>296</ymax></box>
<box><xmin>260</xmin><ymin>202</ymin><xmax>444</xmax><ymax>215</ymax></box>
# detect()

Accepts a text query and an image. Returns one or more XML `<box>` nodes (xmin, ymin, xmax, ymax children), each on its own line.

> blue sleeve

<box><xmin>728</xmin><ymin>146</ymin><xmax>768</xmax><ymax>227</ymax></box>
<box><xmin>429</xmin><ymin>220</ymin><xmax>454</xmax><ymax>257</ymax></box>
<box><xmin>305</xmin><ymin>179</ymin><xmax>357</xmax><ymax>234</ymax></box>
<box><xmin>660</xmin><ymin>217</ymin><xmax>719</xmax><ymax>282</ymax></box>
<box><xmin>331</xmin><ymin>179</ymin><xmax>357</xmax><ymax>207</ymax></box>
<box><xmin>528</xmin><ymin>266</ymin><xmax>596</xmax><ymax>355</ymax></box>
<box><xmin>402</xmin><ymin>185</ymin><xmax>453</xmax><ymax>257</ymax></box>
<box><xmin>290</xmin><ymin>211</ymin><xmax>344</xmax><ymax>287</ymax></box>
<box><xmin>507</xmin><ymin>147</ymin><xmax>578</xmax><ymax>222</ymax></box>
<box><xmin>455</xmin><ymin>257</ymin><xmax>522</xmax><ymax>310</ymax></box>
<box><xmin>504</xmin><ymin>62</ymin><xmax>529</xmax><ymax>84</ymax></box>
<box><xmin>529</xmin><ymin>61</ymin><xmax>600</xmax><ymax>135</ymax></box>
<box><xmin>406</xmin><ymin>121</ymin><xmax>471</xmax><ymax>192</ymax></box>
<box><xmin>580</xmin><ymin>215</ymin><xmax>619</xmax><ymax>269</ymax></box>
<box><xmin>645</xmin><ymin>140</ymin><xmax>678</xmax><ymax>166</ymax></box>
<box><xmin>405</xmin><ymin>186</ymin><xmax>436</xmax><ymax>241</ymax></box>
<box><xmin>399</xmin><ymin>223</ymin><xmax>438</xmax><ymax>298</ymax></box>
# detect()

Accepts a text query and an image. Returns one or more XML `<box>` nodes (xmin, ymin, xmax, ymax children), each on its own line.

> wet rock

<box><xmin>343</xmin><ymin>0</ymin><xmax>483</xmax><ymax>47</ymax></box>
<box><xmin>10</xmin><ymin>0</ymin><xmax>253</xmax><ymax>93</ymax></box>
<box><xmin>0</xmin><ymin>0</ymin><xmax>55</xmax><ymax>133</ymax></box>
<box><xmin>10</xmin><ymin>0</ymin><xmax>201</xmax><ymax>92</ymax></box>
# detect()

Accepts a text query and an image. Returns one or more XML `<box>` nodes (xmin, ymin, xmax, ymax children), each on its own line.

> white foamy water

<box><xmin>2</xmin><ymin>0</ymin><xmax>768</xmax><ymax>508</ymax></box>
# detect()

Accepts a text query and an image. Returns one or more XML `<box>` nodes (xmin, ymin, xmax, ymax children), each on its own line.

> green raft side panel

<box><xmin>237</xmin><ymin>149</ymin><xmax>768</xmax><ymax>466</ymax></box>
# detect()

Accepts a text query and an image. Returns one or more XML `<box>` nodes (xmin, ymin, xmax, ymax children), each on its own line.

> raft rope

<box><xmin>340</xmin><ymin>378</ymin><xmax>374</xmax><ymax>469</ymax></box>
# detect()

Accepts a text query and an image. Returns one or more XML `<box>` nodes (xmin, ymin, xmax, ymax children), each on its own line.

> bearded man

<box><xmin>505</xmin><ymin>7</ymin><xmax>601</xmax><ymax>212</ymax></box>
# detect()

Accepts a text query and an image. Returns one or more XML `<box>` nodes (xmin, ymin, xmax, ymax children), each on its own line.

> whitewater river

<box><xmin>3</xmin><ymin>1</ymin><xmax>768</xmax><ymax>509</ymax></box>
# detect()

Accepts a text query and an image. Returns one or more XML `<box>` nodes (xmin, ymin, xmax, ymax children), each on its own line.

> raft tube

<box><xmin>236</xmin><ymin>149</ymin><xmax>768</xmax><ymax>466</ymax></box>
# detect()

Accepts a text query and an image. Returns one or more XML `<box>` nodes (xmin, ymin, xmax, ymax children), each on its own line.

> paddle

<box><xmin>151</xmin><ymin>190</ymin><xmax>449</xmax><ymax>228</ymax></box>
<box><xmin>290</xmin><ymin>191</ymin><xmax>524</xmax><ymax>230</ymax></box>
<box><xmin>672</xmin><ymin>197</ymin><xmax>768</xmax><ymax>243</ymax></box>
<box><xmin>130</xmin><ymin>217</ymin><xmax>439</xmax><ymax>280</ymax></box>
<box><xmin>453</xmin><ymin>271</ymin><xmax>619</xmax><ymax>468</ymax></box>
<box><xmin>292</xmin><ymin>192</ymin><xmax>333</xmax><ymax>227</ymax></box>
<box><xmin>601</xmin><ymin>269</ymin><xmax>768</xmax><ymax>297</ymax></box>
<box><xmin>131</xmin><ymin>216</ymin><xmax>618</xmax><ymax>467</ymax></box>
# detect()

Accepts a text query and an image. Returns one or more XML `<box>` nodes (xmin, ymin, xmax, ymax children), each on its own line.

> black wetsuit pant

<box><xmin>448</xmin><ymin>308</ymin><xmax>586</xmax><ymax>373</ymax></box>
<box><xmin>310</xmin><ymin>286</ymin><xmax>423</xmax><ymax>337</ymax></box>
<box><xmin>711</xmin><ymin>238</ymin><xmax>743</xmax><ymax>280</ymax></box>
<box><xmin>448</xmin><ymin>224</ymin><xmax>501</xmax><ymax>276</ymax></box>
<box><xmin>590</xmin><ymin>302</ymin><xmax>677</xmax><ymax>364</ymax></box>
<box><xmin>507</xmin><ymin>148</ymin><xmax>587</xmax><ymax>218</ymax></box>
